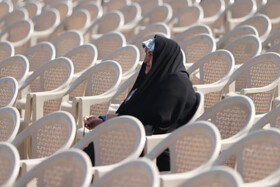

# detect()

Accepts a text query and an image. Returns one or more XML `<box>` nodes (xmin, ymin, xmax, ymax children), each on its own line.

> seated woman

<box><xmin>83</xmin><ymin>35</ymin><xmax>199</xmax><ymax>171</ymax></box>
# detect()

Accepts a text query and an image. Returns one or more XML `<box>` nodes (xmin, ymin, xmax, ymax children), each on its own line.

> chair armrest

<box><xmin>20</xmin><ymin>158</ymin><xmax>46</xmax><ymax>175</ymax></box>
<box><xmin>193</xmin><ymin>81</ymin><xmax>226</xmax><ymax>94</ymax></box>
<box><xmin>240</xmin><ymin>80</ymin><xmax>279</xmax><ymax>95</ymax></box>
<box><xmin>144</xmin><ymin>134</ymin><xmax>169</xmax><ymax>155</ymax></box>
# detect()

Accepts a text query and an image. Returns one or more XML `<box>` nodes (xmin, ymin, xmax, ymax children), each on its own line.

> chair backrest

<box><xmin>20</xmin><ymin>57</ymin><xmax>73</xmax><ymax>94</ymax></box>
<box><xmin>267</xmin><ymin>42</ymin><xmax>280</xmax><ymax>54</ymax></box>
<box><xmin>168</xmin><ymin>5</ymin><xmax>204</xmax><ymax>34</ymax></box>
<box><xmin>0</xmin><ymin>54</ymin><xmax>29</xmax><ymax>85</ymax></box>
<box><xmin>174</xmin><ymin>24</ymin><xmax>213</xmax><ymax>46</ymax></box>
<box><xmin>228</xmin><ymin>0</ymin><xmax>257</xmax><ymax>20</ymax></box>
<box><xmin>73</xmin><ymin>115</ymin><xmax>146</xmax><ymax>166</ymax></box>
<box><xmin>223</xmin><ymin>52</ymin><xmax>280</xmax><ymax>114</ymax></box>
<box><xmin>216</xmin><ymin>25</ymin><xmax>258</xmax><ymax>49</ymax></box>
<box><xmin>74</xmin><ymin>2</ymin><xmax>103</xmax><ymax>23</ymax></box>
<box><xmin>0</xmin><ymin>1</ymin><xmax>13</xmax><ymax>20</ymax></box>
<box><xmin>138</xmin><ymin>0</ymin><xmax>161</xmax><ymax>16</ymax></box>
<box><xmin>224</xmin><ymin>34</ymin><xmax>261</xmax><ymax>67</ymax></box>
<box><xmin>0</xmin><ymin>106</ymin><xmax>20</xmax><ymax>142</ymax></box>
<box><xmin>103</xmin><ymin>44</ymin><xmax>140</xmax><ymax>77</ymax></box>
<box><xmin>198</xmin><ymin>95</ymin><xmax>255</xmax><ymax>142</ymax></box>
<box><xmin>32</xmin><ymin>8</ymin><xmax>60</xmax><ymax>43</ymax></box>
<box><xmin>21</xmin><ymin>42</ymin><xmax>56</xmax><ymax>73</ymax></box>
<box><xmin>236</xmin><ymin>13</ymin><xmax>271</xmax><ymax>41</ymax></box>
<box><xmin>128</xmin><ymin>22</ymin><xmax>170</xmax><ymax>44</ymax></box>
<box><xmin>64</xmin><ymin>43</ymin><xmax>98</xmax><ymax>76</ymax></box>
<box><xmin>0</xmin><ymin>19</ymin><xmax>34</xmax><ymax>54</ymax></box>
<box><xmin>178</xmin><ymin>166</ymin><xmax>243</xmax><ymax>187</ymax></box>
<box><xmin>262</xmin><ymin>27</ymin><xmax>280</xmax><ymax>50</ymax></box>
<box><xmin>212</xmin><ymin>128</ymin><xmax>280</xmax><ymax>183</ymax></box>
<box><xmin>14</xmin><ymin>149</ymin><xmax>92</xmax><ymax>187</ymax></box>
<box><xmin>12</xmin><ymin>111</ymin><xmax>76</xmax><ymax>159</ymax></box>
<box><xmin>137</xmin><ymin>4</ymin><xmax>173</xmax><ymax>28</ymax></box>
<box><xmin>119</xmin><ymin>3</ymin><xmax>141</xmax><ymax>26</ymax></box>
<box><xmin>181</xmin><ymin>33</ymin><xmax>216</xmax><ymax>65</ymax></box>
<box><xmin>145</xmin><ymin>121</ymin><xmax>221</xmax><ymax>174</ymax></box>
<box><xmin>0</xmin><ymin>142</ymin><xmax>20</xmax><ymax>187</ymax></box>
<box><xmin>21</xmin><ymin>1</ymin><xmax>42</xmax><ymax>19</ymax></box>
<box><xmin>92</xmin><ymin>158</ymin><xmax>160</xmax><ymax>187</ymax></box>
<box><xmin>103</xmin><ymin>0</ymin><xmax>129</xmax><ymax>12</ymax></box>
<box><xmin>84</xmin><ymin>10</ymin><xmax>124</xmax><ymax>42</ymax></box>
<box><xmin>0</xmin><ymin>8</ymin><xmax>28</xmax><ymax>30</ymax></box>
<box><xmin>166</xmin><ymin>0</ymin><xmax>191</xmax><ymax>13</ymax></box>
<box><xmin>187</xmin><ymin>50</ymin><xmax>234</xmax><ymax>109</ymax></box>
<box><xmin>90</xmin><ymin>31</ymin><xmax>126</xmax><ymax>60</ymax></box>
<box><xmin>257</xmin><ymin>0</ymin><xmax>280</xmax><ymax>33</ymax></box>
<box><xmin>50</xmin><ymin>1</ymin><xmax>72</xmax><ymax>21</ymax></box>
<box><xmin>0</xmin><ymin>41</ymin><xmax>14</xmax><ymax>61</ymax></box>
<box><xmin>0</xmin><ymin>76</ymin><xmax>18</xmax><ymax>108</ymax></box>
<box><xmin>49</xmin><ymin>9</ymin><xmax>91</xmax><ymax>40</ymax></box>
<box><xmin>199</xmin><ymin>0</ymin><xmax>225</xmax><ymax>24</ymax></box>
<box><xmin>50</xmin><ymin>30</ymin><xmax>83</xmax><ymax>57</ymax></box>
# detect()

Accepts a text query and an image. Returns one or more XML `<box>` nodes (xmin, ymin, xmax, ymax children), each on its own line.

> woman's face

<box><xmin>143</xmin><ymin>49</ymin><xmax>153</xmax><ymax>74</ymax></box>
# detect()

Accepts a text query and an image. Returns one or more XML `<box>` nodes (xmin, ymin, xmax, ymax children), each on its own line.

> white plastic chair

<box><xmin>173</xmin><ymin>24</ymin><xmax>213</xmax><ymax>46</ymax></box>
<box><xmin>21</xmin><ymin>41</ymin><xmax>56</xmax><ymax>75</ymax></box>
<box><xmin>0</xmin><ymin>55</ymin><xmax>29</xmax><ymax>86</ymax></box>
<box><xmin>14</xmin><ymin>149</ymin><xmax>92</xmax><ymax>187</ymax></box>
<box><xmin>73</xmin><ymin>115</ymin><xmax>146</xmax><ymax>180</ymax></box>
<box><xmin>90</xmin><ymin>31</ymin><xmax>126</xmax><ymax>60</ymax></box>
<box><xmin>211</xmin><ymin>128</ymin><xmax>280</xmax><ymax>185</ymax></box>
<box><xmin>49</xmin><ymin>1</ymin><xmax>72</xmax><ymax>21</ymax></box>
<box><xmin>165</xmin><ymin>0</ymin><xmax>191</xmax><ymax>13</ymax></box>
<box><xmin>50</xmin><ymin>30</ymin><xmax>84</xmax><ymax>57</ymax></box>
<box><xmin>0</xmin><ymin>1</ymin><xmax>13</xmax><ymax>20</ymax></box>
<box><xmin>262</xmin><ymin>27</ymin><xmax>280</xmax><ymax>51</ymax></box>
<box><xmin>0</xmin><ymin>106</ymin><xmax>20</xmax><ymax>143</ymax></box>
<box><xmin>0</xmin><ymin>41</ymin><xmax>14</xmax><ymax>61</ymax></box>
<box><xmin>0</xmin><ymin>142</ymin><xmax>20</xmax><ymax>187</ymax></box>
<box><xmin>83</xmin><ymin>10</ymin><xmax>124</xmax><ymax>42</ymax></box>
<box><xmin>223</xmin><ymin>34</ymin><xmax>261</xmax><ymax>70</ymax></box>
<box><xmin>197</xmin><ymin>95</ymin><xmax>255</xmax><ymax>150</ymax></box>
<box><xmin>21</xmin><ymin>1</ymin><xmax>42</xmax><ymax>19</ymax></box>
<box><xmin>138</xmin><ymin>0</ymin><xmax>162</xmax><ymax>16</ymax></box>
<box><xmin>0</xmin><ymin>19</ymin><xmax>34</xmax><ymax>54</ymax></box>
<box><xmin>181</xmin><ymin>33</ymin><xmax>216</xmax><ymax>69</ymax></box>
<box><xmin>144</xmin><ymin>121</ymin><xmax>221</xmax><ymax>187</ymax></box>
<box><xmin>73</xmin><ymin>1</ymin><xmax>103</xmax><ymax>23</ymax></box>
<box><xmin>187</xmin><ymin>49</ymin><xmax>234</xmax><ymax>110</ymax></box>
<box><xmin>92</xmin><ymin>158</ymin><xmax>160</xmax><ymax>187</ymax></box>
<box><xmin>0</xmin><ymin>76</ymin><xmax>18</xmax><ymax>108</ymax></box>
<box><xmin>199</xmin><ymin>0</ymin><xmax>225</xmax><ymax>27</ymax></box>
<box><xmin>235</xmin><ymin>13</ymin><xmax>271</xmax><ymax>42</ymax></box>
<box><xmin>216</xmin><ymin>25</ymin><xmax>258</xmax><ymax>49</ymax></box>
<box><xmin>0</xmin><ymin>8</ymin><xmax>28</xmax><ymax>30</ymax></box>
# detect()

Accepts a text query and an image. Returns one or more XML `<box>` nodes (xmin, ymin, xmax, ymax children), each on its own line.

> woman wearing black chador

<box><xmin>84</xmin><ymin>35</ymin><xmax>199</xmax><ymax>171</ymax></box>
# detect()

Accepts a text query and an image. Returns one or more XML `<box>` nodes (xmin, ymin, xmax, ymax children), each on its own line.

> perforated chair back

<box><xmin>0</xmin><ymin>142</ymin><xmax>20</xmax><ymax>187</ymax></box>
<box><xmin>138</xmin><ymin>0</ymin><xmax>161</xmax><ymax>16</ymax></box>
<box><xmin>50</xmin><ymin>30</ymin><xmax>83</xmax><ymax>57</ymax></box>
<box><xmin>0</xmin><ymin>55</ymin><xmax>29</xmax><ymax>85</ymax></box>
<box><xmin>166</xmin><ymin>0</ymin><xmax>191</xmax><ymax>13</ymax></box>
<box><xmin>73</xmin><ymin>116</ymin><xmax>146</xmax><ymax>166</ymax></box>
<box><xmin>0</xmin><ymin>77</ymin><xmax>18</xmax><ymax>108</ymax></box>
<box><xmin>21</xmin><ymin>1</ymin><xmax>42</xmax><ymax>19</ymax></box>
<box><xmin>0</xmin><ymin>1</ymin><xmax>13</xmax><ymax>20</ymax></box>
<box><xmin>216</xmin><ymin>25</ymin><xmax>258</xmax><ymax>49</ymax></box>
<box><xmin>12</xmin><ymin>111</ymin><xmax>76</xmax><ymax>159</ymax></box>
<box><xmin>90</xmin><ymin>32</ymin><xmax>126</xmax><ymax>60</ymax></box>
<box><xmin>74</xmin><ymin>2</ymin><xmax>103</xmax><ymax>23</ymax></box>
<box><xmin>0</xmin><ymin>8</ymin><xmax>28</xmax><ymax>30</ymax></box>
<box><xmin>0</xmin><ymin>41</ymin><xmax>14</xmax><ymax>61</ymax></box>
<box><xmin>14</xmin><ymin>149</ymin><xmax>91</xmax><ymax>187</ymax></box>
<box><xmin>0</xmin><ymin>106</ymin><xmax>20</xmax><ymax>142</ymax></box>
<box><xmin>145</xmin><ymin>121</ymin><xmax>221</xmax><ymax>174</ymax></box>
<box><xmin>92</xmin><ymin>158</ymin><xmax>160</xmax><ymax>187</ymax></box>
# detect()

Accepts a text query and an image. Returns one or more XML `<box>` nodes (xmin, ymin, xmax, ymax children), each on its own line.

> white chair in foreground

<box><xmin>73</xmin><ymin>115</ymin><xmax>146</xmax><ymax>180</ymax></box>
<box><xmin>92</xmin><ymin>158</ymin><xmax>160</xmax><ymax>187</ymax></box>
<box><xmin>0</xmin><ymin>142</ymin><xmax>20</xmax><ymax>187</ymax></box>
<box><xmin>14</xmin><ymin>149</ymin><xmax>92</xmax><ymax>187</ymax></box>
<box><xmin>144</xmin><ymin>121</ymin><xmax>221</xmax><ymax>187</ymax></box>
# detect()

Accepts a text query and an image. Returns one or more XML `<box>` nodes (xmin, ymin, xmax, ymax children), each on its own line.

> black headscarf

<box><xmin>117</xmin><ymin>35</ymin><xmax>198</xmax><ymax>135</ymax></box>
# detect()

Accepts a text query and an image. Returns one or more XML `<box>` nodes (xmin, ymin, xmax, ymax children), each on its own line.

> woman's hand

<box><xmin>83</xmin><ymin>116</ymin><xmax>103</xmax><ymax>130</ymax></box>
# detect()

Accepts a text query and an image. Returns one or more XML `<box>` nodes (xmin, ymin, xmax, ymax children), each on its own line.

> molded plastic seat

<box><xmin>14</xmin><ymin>149</ymin><xmax>91</xmax><ymax>187</ymax></box>
<box><xmin>0</xmin><ymin>142</ymin><xmax>20</xmax><ymax>187</ymax></box>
